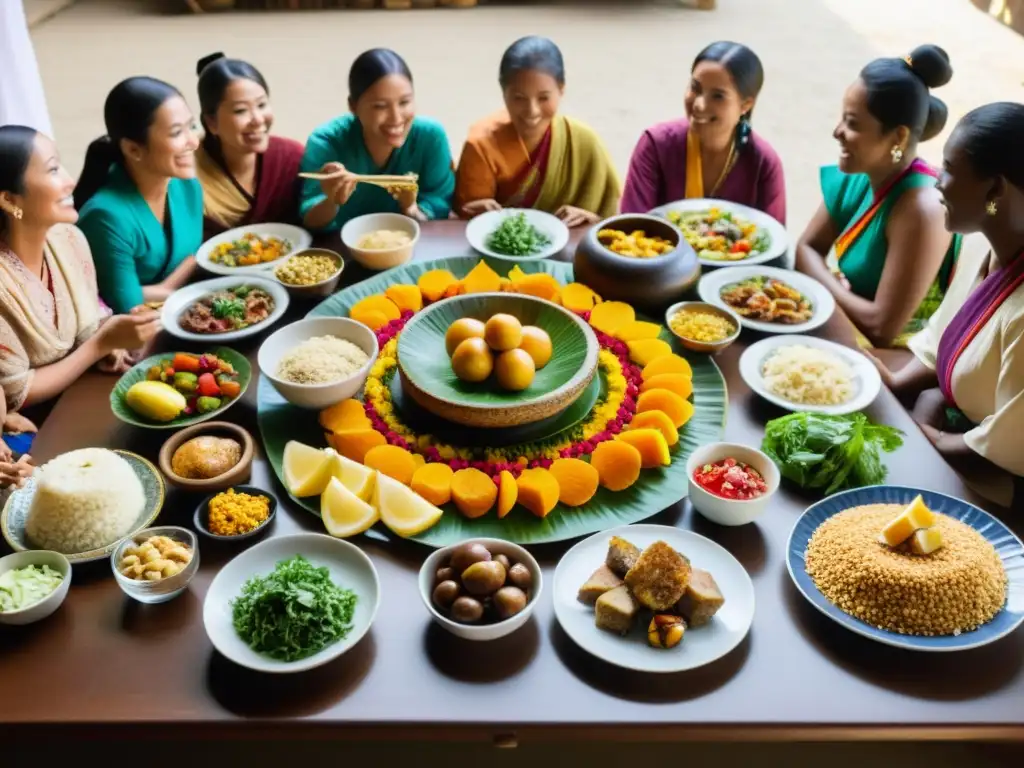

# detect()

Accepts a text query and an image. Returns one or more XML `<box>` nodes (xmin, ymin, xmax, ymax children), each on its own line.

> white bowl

<box><xmin>465</xmin><ymin>208</ymin><xmax>570</xmax><ymax>261</ymax></box>
<box><xmin>257</xmin><ymin>316</ymin><xmax>379</xmax><ymax>410</ymax></box>
<box><xmin>0</xmin><ymin>550</ymin><xmax>71</xmax><ymax>625</ymax></box>
<box><xmin>341</xmin><ymin>213</ymin><xmax>420</xmax><ymax>270</ymax></box>
<box><xmin>162</xmin><ymin>276</ymin><xmax>290</xmax><ymax>344</ymax></box>
<box><xmin>196</xmin><ymin>222</ymin><xmax>312</xmax><ymax>277</ymax></box>
<box><xmin>110</xmin><ymin>526</ymin><xmax>199</xmax><ymax>604</ymax></box>
<box><xmin>419</xmin><ymin>538</ymin><xmax>542</xmax><ymax>641</ymax></box>
<box><xmin>686</xmin><ymin>442</ymin><xmax>780</xmax><ymax>526</ymax></box>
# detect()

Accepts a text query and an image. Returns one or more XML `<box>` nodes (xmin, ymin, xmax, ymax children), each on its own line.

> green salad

<box><xmin>486</xmin><ymin>212</ymin><xmax>551</xmax><ymax>256</ymax></box>
<box><xmin>0</xmin><ymin>564</ymin><xmax>63</xmax><ymax>612</ymax></box>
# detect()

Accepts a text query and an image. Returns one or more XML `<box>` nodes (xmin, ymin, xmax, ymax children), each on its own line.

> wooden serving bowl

<box><xmin>397</xmin><ymin>292</ymin><xmax>598</xmax><ymax>429</ymax></box>
<box><xmin>158</xmin><ymin>421</ymin><xmax>254</xmax><ymax>493</ymax></box>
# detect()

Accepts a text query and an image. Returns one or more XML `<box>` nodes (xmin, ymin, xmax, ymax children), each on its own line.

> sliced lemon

<box><xmin>283</xmin><ymin>441</ymin><xmax>336</xmax><ymax>498</ymax></box>
<box><xmin>374</xmin><ymin>472</ymin><xmax>444</xmax><ymax>538</ymax></box>
<box><xmin>334</xmin><ymin>453</ymin><xmax>376</xmax><ymax>501</ymax></box>
<box><xmin>322</xmin><ymin>476</ymin><xmax>379</xmax><ymax>538</ymax></box>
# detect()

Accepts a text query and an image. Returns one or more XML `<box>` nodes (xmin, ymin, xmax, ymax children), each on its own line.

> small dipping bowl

<box><xmin>272</xmin><ymin>247</ymin><xmax>345</xmax><ymax>298</ymax></box>
<box><xmin>419</xmin><ymin>538</ymin><xmax>542</xmax><ymax>642</ymax></box>
<box><xmin>665</xmin><ymin>300</ymin><xmax>742</xmax><ymax>354</ymax></box>
<box><xmin>686</xmin><ymin>442</ymin><xmax>780</xmax><ymax>526</ymax></box>
<box><xmin>193</xmin><ymin>485</ymin><xmax>278</xmax><ymax>543</ymax></box>
<box><xmin>111</xmin><ymin>526</ymin><xmax>199</xmax><ymax>604</ymax></box>
<box><xmin>158</xmin><ymin>421</ymin><xmax>255</xmax><ymax>494</ymax></box>
<box><xmin>0</xmin><ymin>550</ymin><xmax>71</xmax><ymax>626</ymax></box>
<box><xmin>258</xmin><ymin>316</ymin><xmax>379</xmax><ymax>410</ymax></box>
<box><xmin>341</xmin><ymin>212</ymin><xmax>420</xmax><ymax>271</ymax></box>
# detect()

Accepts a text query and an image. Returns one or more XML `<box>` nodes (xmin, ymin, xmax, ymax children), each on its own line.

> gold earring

<box><xmin>12</xmin><ymin>206</ymin><xmax>23</xmax><ymax>220</ymax></box>
<box><xmin>891</xmin><ymin>146</ymin><xmax>904</xmax><ymax>164</ymax></box>
<box><xmin>986</xmin><ymin>200</ymin><xmax>998</xmax><ymax>216</ymax></box>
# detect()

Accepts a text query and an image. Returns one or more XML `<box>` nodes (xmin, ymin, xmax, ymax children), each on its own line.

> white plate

<box><xmin>161</xmin><ymin>276</ymin><xmax>290</xmax><ymax>343</ymax></box>
<box><xmin>552</xmin><ymin>524</ymin><xmax>755</xmax><ymax>673</ymax></box>
<box><xmin>650</xmin><ymin>198</ymin><xmax>788</xmax><ymax>268</ymax></box>
<box><xmin>203</xmin><ymin>533</ymin><xmax>380</xmax><ymax>673</ymax></box>
<box><xmin>196</xmin><ymin>223</ymin><xmax>312</xmax><ymax>277</ymax></box>
<box><xmin>739</xmin><ymin>334</ymin><xmax>882</xmax><ymax>416</ymax></box>
<box><xmin>465</xmin><ymin>208</ymin><xmax>570</xmax><ymax>261</ymax></box>
<box><xmin>698</xmin><ymin>266</ymin><xmax>836</xmax><ymax>334</ymax></box>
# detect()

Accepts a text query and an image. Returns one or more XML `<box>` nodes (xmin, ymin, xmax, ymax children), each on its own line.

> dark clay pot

<box><xmin>573</xmin><ymin>214</ymin><xmax>700</xmax><ymax>312</ymax></box>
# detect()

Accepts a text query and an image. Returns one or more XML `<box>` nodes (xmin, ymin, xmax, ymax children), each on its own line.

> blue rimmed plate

<box><xmin>787</xmin><ymin>485</ymin><xmax>1024</xmax><ymax>651</ymax></box>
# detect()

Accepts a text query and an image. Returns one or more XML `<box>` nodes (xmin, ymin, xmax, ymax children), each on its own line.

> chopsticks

<box><xmin>298</xmin><ymin>171</ymin><xmax>419</xmax><ymax>189</ymax></box>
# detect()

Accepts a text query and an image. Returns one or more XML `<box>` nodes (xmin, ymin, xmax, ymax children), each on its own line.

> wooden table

<box><xmin>2</xmin><ymin>221</ymin><xmax>1021</xmax><ymax>743</ymax></box>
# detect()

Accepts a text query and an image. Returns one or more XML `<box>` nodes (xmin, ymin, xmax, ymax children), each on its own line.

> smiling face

<box><xmin>352</xmin><ymin>73</ymin><xmax>416</xmax><ymax>152</ymax></box>
<box><xmin>685</xmin><ymin>60</ymin><xmax>753</xmax><ymax>147</ymax></box>
<box><xmin>0</xmin><ymin>133</ymin><xmax>78</xmax><ymax>229</ymax></box>
<box><xmin>121</xmin><ymin>94</ymin><xmax>199</xmax><ymax>180</ymax></box>
<box><xmin>936</xmin><ymin>128</ymin><xmax>995</xmax><ymax>234</ymax></box>
<box><xmin>833</xmin><ymin>79</ymin><xmax>906</xmax><ymax>175</ymax></box>
<box><xmin>205</xmin><ymin>77</ymin><xmax>273</xmax><ymax>156</ymax></box>
<box><xmin>502</xmin><ymin>68</ymin><xmax>563</xmax><ymax>145</ymax></box>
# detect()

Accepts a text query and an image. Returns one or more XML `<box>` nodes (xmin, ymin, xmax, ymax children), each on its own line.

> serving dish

<box><xmin>0</xmin><ymin>550</ymin><xmax>71</xmax><ymax>626</ymax></box>
<box><xmin>465</xmin><ymin>208</ymin><xmax>569</xmax><ymax>261</ymax></box>
<box><xmin>341</xmin><ymin>212</ymin><xmax>420</xmax><ymax>271</ymax></box>
<box><xmin>161</xmin><ymin>276</ymin><xmax>290</xmax><ymax>344</ymax></box>
<box><xmin>650</xmin><ymin>198</ymin><xmax>788</xmax><ymax>268</ymax></box>
<box><xmin>685</xmin><ymin>442</ymin><xmax>780</xmax><ymax>526</ymax></box>
<box><xmin>194</xmin><ymin>485</ymin><xmax>277</xmax><ymax>542</ymax></box>
<box><xmin>664</xmin><ymin>300</ymin><xmax>742</xmax><ymax>354</ymax></box>
<box><xmin>196</xmin><ymin>222</ymin><xmax>312</xmax><ymax>277</ymax></box>
<box><xmin>272</xmin><ymin>247</ymin><xmax>345</xmax><ymax>298</ymax></box>
<box><xmin>110</xmin><ymin>526</ymin><xmax>199</xmax><ymax>604</ymax></box>
<box><xmin>158</xmin><ymin>421</ymin><xmax>255</xmax><ymax>492</ymax></box>
<box><xmin>698</xmin><ymin>265</ymin><xmax>835</xmax><ymax>334</ymax></box>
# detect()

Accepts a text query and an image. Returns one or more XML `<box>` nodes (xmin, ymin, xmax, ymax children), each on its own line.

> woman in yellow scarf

<box><xmin>454</xmin><ymin>36</ymin><xmax>620</xmax><ymax>227</ymax></box>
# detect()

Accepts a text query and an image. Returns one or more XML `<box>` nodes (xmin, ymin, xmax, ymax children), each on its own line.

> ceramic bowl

<box><xmin>272</xmin><ymin>248</ymin><xmax>345</xmax><ymax>298</ymax></box>
<box><xmin>257</xmin><ymin>317</ymin><xmax>379</xmax><ymax>410</ymax></box>
<box><xmin>110</xmin><ymin>526</ymin><xmax>199</xmax><ymax>604</ymax></box>
<box><xmin>161</xmin><ymin>276</ymin><xmax>290</xmax><ymax>344</ymax></box>
<box><xmin>419</xmin><ymin>538</ymin><xmax>542</xmax><ymax>641</ymax></box>
<box><xmin>0</xmin><ymin>550</ymin><xmax>71</xmax><ymax>626</ymax></box>
<box><xmin>158</xmin><ymin>421</ymin><xmax>255</xmax><ymax>493</ymax></box>
<box><xmin>686</xmin><ymin>442</ymin><xmax>780</xmax><ymax>526</ymax></box>
<box><xmin>573</xmin><ymin>214</ymin><xmax>700</xmax><ymax>310</ymax></box>
<box><xmin>195</xmin><ymin>222</ymin><xmax>313</xmax><ymax>277</ymax></box>
<box><xmin>665</xmin><ymin>300</ymin><xmax>742</xmax><ymax>354</ymax></box>
<box><xmin>193</xmin><ymin>485</ymin><xmax>278</xmax><ymax>542</ymax></box>
<box><xmin>341</xmin><ymin>212</ymin><xmax>420</xmax><ymax>271</ymax></box>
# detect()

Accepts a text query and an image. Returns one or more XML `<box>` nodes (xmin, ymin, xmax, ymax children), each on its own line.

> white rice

<box><xmin>761</xmin><ymin>344</ymin><xmax>855</xmax><ymax>405</ymax></box>
<box><xmin>25</xmin><ymin>448</ymin><xmax>144</xmax><ymax>554</ymax></box>
<box><xmin>276</xmin><ymin>335</ymin><xmax>370</xmax><ymax>385</ymax></box>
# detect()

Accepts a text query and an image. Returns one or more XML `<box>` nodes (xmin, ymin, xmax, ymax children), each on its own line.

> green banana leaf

<box><xmin>258</xmin><ymin>255</ymin><xmax>727</xmax><ymax>547</ymax></box>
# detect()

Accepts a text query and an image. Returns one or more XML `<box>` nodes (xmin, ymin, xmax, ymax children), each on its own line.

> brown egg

<box><xmin>445</xmin><ymin>318</ymin><xmax>486</xmax><ymax>357</ymax></box>
<box><xmin>484</xmin><ymin>313</ymin><xmax>523</xmax><ymax>351</ymax></box>
<box><xmin>451</xmin><ymin>337</ymin><xmax>494</xmax><ymax>383</ymax></box>
<box><xmin>518</xmin><ymin>325</ymin><xmax>552</xmax><ymax>369</ymax></box>
<box><xmin>494</xmin><ymin>348</ymin><xmax>536</xmax><ymax>391</ymax></box>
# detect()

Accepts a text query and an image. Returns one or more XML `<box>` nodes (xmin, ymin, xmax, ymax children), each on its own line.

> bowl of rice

<box><xmin>665</xmin><ymin>301</ymin><xmax>741</xmax><ymax>353</ymax></box>
<box><xmin>257</xmin><ymin>317</ymin><xmax>379</xmax><ymax>410</ymax></box>
<box><xmin>341</xmin><ymin>212</ymin><xmax>420</xmax><ymax>271</ymax></box>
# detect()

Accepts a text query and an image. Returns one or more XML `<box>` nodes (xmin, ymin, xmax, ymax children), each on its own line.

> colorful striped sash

<box><xmin>504</xmin><ymin>126</ymin><xmax>552</xmax><ymax>209</ymax></box>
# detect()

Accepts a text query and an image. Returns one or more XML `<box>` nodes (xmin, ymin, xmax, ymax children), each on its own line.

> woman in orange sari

<box><xmin>454</xmin><ymin>36</ymin><xmax>620</xmax><ymax>227</ymax></box>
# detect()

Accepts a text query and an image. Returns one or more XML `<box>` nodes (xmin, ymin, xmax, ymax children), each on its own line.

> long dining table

<box><xmin>1</xmin><ymin>220</ymin><xmax>1022</xmax><ymax>744</ymax></box>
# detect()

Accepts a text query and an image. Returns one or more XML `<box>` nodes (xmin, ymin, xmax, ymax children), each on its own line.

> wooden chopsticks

<box><xmin>298</xmin><ymin>171</ymin><xmax>419</xmax><ymax>188</ymax></box>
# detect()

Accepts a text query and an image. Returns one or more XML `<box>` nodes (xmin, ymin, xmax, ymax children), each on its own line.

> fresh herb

<box><xmin>486</xmin><ymin>212</ymin><xmax>551</xmax><ymax>256</ymax></box>
<box><xmin>211</xmin><ymin>296</ymin><xmax>245</xmax><ymax>320</ymax></box>
<box><xmin>231</xmin><ymin>555</ymin><xmax>358</xmax><ymax>662</ymax></box>
<box><xmin>232</xmin><ymin>285</ymin><xmax>253</xmax><ymax>298</ymax></box>
<box><xmin>761</xmin><ymin>412</ymin><xmax>904</xmax><ymax>495</ymax></box>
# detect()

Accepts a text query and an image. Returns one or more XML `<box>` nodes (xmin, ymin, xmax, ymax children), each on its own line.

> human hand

<box><xmin>461</xmin><ymin>199</ymin><xmax>502</xmax><ymax>218</ymax></box>
<box><xmin>98</xmin><ymin>311</ymin><xmax>162</xmax><ymax>354</ymax></box>
<box><xmin>97</xmin><ymin>349</ymin><xmax>133</xmax><ymax>374</ymax></box>
<box><xmin>0</xmin><ymin>454</ymin><xmax>33</xmax><ymax>489</ymax></box>
<box><xmin>3</xmin><ymin>412</ymin><xmax>38</xmax><ymax>435</ymax></box>
<box><xmin>862</xmin><ymin>349</ymin><xmax>894</xmax><ymax>391</ymax></box>
<box><xmin>555</xmin><ymin>205</ymin><xmax>598</xmax><ymax>228</ymax></box>
<box><xmin>318</xmin><ymin>162</ymin><xmax>357</xmax><ymax>207</ymax></box>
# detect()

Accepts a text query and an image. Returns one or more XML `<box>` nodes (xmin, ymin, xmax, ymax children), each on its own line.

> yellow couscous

<box><xmin>208</xmin><ymin>488</ymin><xmax>271</xmax><ymax>536</ymax></box>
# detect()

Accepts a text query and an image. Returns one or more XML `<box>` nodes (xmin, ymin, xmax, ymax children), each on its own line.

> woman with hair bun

<box><xmin>870</xmin><ymin>102</ymin><xmax>1024</xmax><ymax>507</ymax></box>
<box><xmin>194</xmin><ymin>53</ymin><xmax>304</xmax><ymax>238</ymax></box>
<box><xmin>796</xmin><ymin>44</ymin><xmax>959</xmax><ymax>350</ymax></box>
<box><xmin>75</xmin><ymin>76</ymin><xmax>202</xmax><ymax>314</ymax></box>
<box><xmin>621</xmin><ymin>41</ymin><xmax>785</xmax><ymax>223</ymax></box>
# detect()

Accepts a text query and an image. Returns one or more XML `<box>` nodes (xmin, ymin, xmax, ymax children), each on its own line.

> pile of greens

<box><xmin>486</xmin><ymin>212</ymin><xmax>551</xmax><ymax>256</ymax></box>
<box><xmin>761</xmin><ymin>412</ymin><xmax>904</xmax><ymax>495</ymax></box>
<box><xmin>231</xmin><ymin>555</ymin><xmax>358</xmax><ymax>662</ymax></box>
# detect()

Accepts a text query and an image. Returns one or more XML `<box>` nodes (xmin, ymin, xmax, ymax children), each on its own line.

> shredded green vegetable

<box><xmin>231</xmin><ymin>554</ymin><xmax>358</xmax><ymax>662</ymax></box>
<box><xmin>486</xmin><ymin>212</ymin><xmax>551</xmax><ymax>256</ymax></box>
<box><xmin>761</xmin><ymin>412</ymin><xmax>904</xmax><ymax>495</ymax></box>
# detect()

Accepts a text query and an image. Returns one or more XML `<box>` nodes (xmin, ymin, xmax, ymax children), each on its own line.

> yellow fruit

<box><xmin>497</xmin><ymin>470</ymin><xmax>518</xmax><ymax>518</ymax></box>
<box><xmin>283</xmin><ymin>441</ymin><xmax>338</xmax><ymax>498</ymax></box>
<box><xmin>642</xmin><ymin>354</ymin><xmax>693</xmax><ymax>381</ymax></box>
<box><xmin>334</xmin><ymin>453</ymin><xmax>376</xmax><ymax>501</ymax></box>
<box><xmin>628</xmin><ymin>410</ymin><xmax>679</xmax><ymax>447</ymax></box>
<box><xmin>518</xmin><ymin>325</ymin><xmax>552</xmax><ymax>368</ymax></box>
<box><xmin>614</xmin><ymin>321</ymin><xmax>663</xmax><ymax>341</ymax></box>
<box><xmin>451</xmin><ymin>337</ymin><xmax>495</xmax><ymax>383</ymax></box>
<box><xmin>445</xmin><ymin>317</ymin><xmax>486</xmax><ymax>357</ymax></box>
<box><xmin>627</xmin><ymin>338</ymin><xmax>673</xmax><ymax>366</ymax></box>
<box><xmin>494</xmin><ymin>348</ymin><xmax>536</xmax><ymax>391</ymax></box>
<box><xmin>374</xmin><ymin>472</ymin><xmax>444</xmax><ymax>538</ymax></box>
<box><xmin>484</xmin><ymin>313</ymin><xmax>524</xmax><ymax>351</ymax></box>
<box><xmin>125</xmin><ymin>380</ymin><xmax>187</xmax><ymax>422</ymax></box>
<box><xmin>321</xmin><ymin>476</ymin><xmax>379</xmax><ymax>538</ymax></box>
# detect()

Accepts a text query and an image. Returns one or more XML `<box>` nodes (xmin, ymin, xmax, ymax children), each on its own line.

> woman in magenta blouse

<box><xmin>621</xmin><ymin>41</ymin><xmax>786</xmax><ymax>224</ymax></box>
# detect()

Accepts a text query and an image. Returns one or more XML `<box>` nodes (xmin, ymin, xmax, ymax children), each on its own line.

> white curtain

<box><xmin>0</xmin><ymin>0</ymin><xmax>54</xmax><ymax>137</ymax></box>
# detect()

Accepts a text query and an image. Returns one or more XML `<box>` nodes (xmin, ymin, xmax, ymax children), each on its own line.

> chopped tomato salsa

<box><xmin>693</xmin><ymin>457</ymin><xmax>767</xmax><ymax>500</ymax></box>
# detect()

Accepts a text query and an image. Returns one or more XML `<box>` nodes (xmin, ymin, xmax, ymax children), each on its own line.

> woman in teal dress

<box><xmin>75</xmin><ymin>77</ymin><xmax>202</xmax><ymax>314</ymax></box>
<box><xmin>796</xmin><ymin>45</ymin><xmax>960</xmax><ymax>350</ymax></box>
<box><xmin>299</xmin><ymin>49</ymin><xmax>454</xmax><ymax>230</ymax></box>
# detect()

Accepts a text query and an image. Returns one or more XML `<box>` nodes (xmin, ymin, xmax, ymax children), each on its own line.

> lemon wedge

<box><xmin>322</xmin><ymin>476</ymin><xmax>379</xmax><ymax>538</ymax></box>
<box><xmin>283</xmin><ymin>441</ymin><xmax>337</xmax><ymax>498</ymax></box>
<box><xmin>374</xmin><ymin>472</ymin><xmax>444</xmax><ymax>538</ymax></box>
<box><xmin>334</xmin><ymin>453</ymin><xmax>376</xmax><ymax>502</ymax></box>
